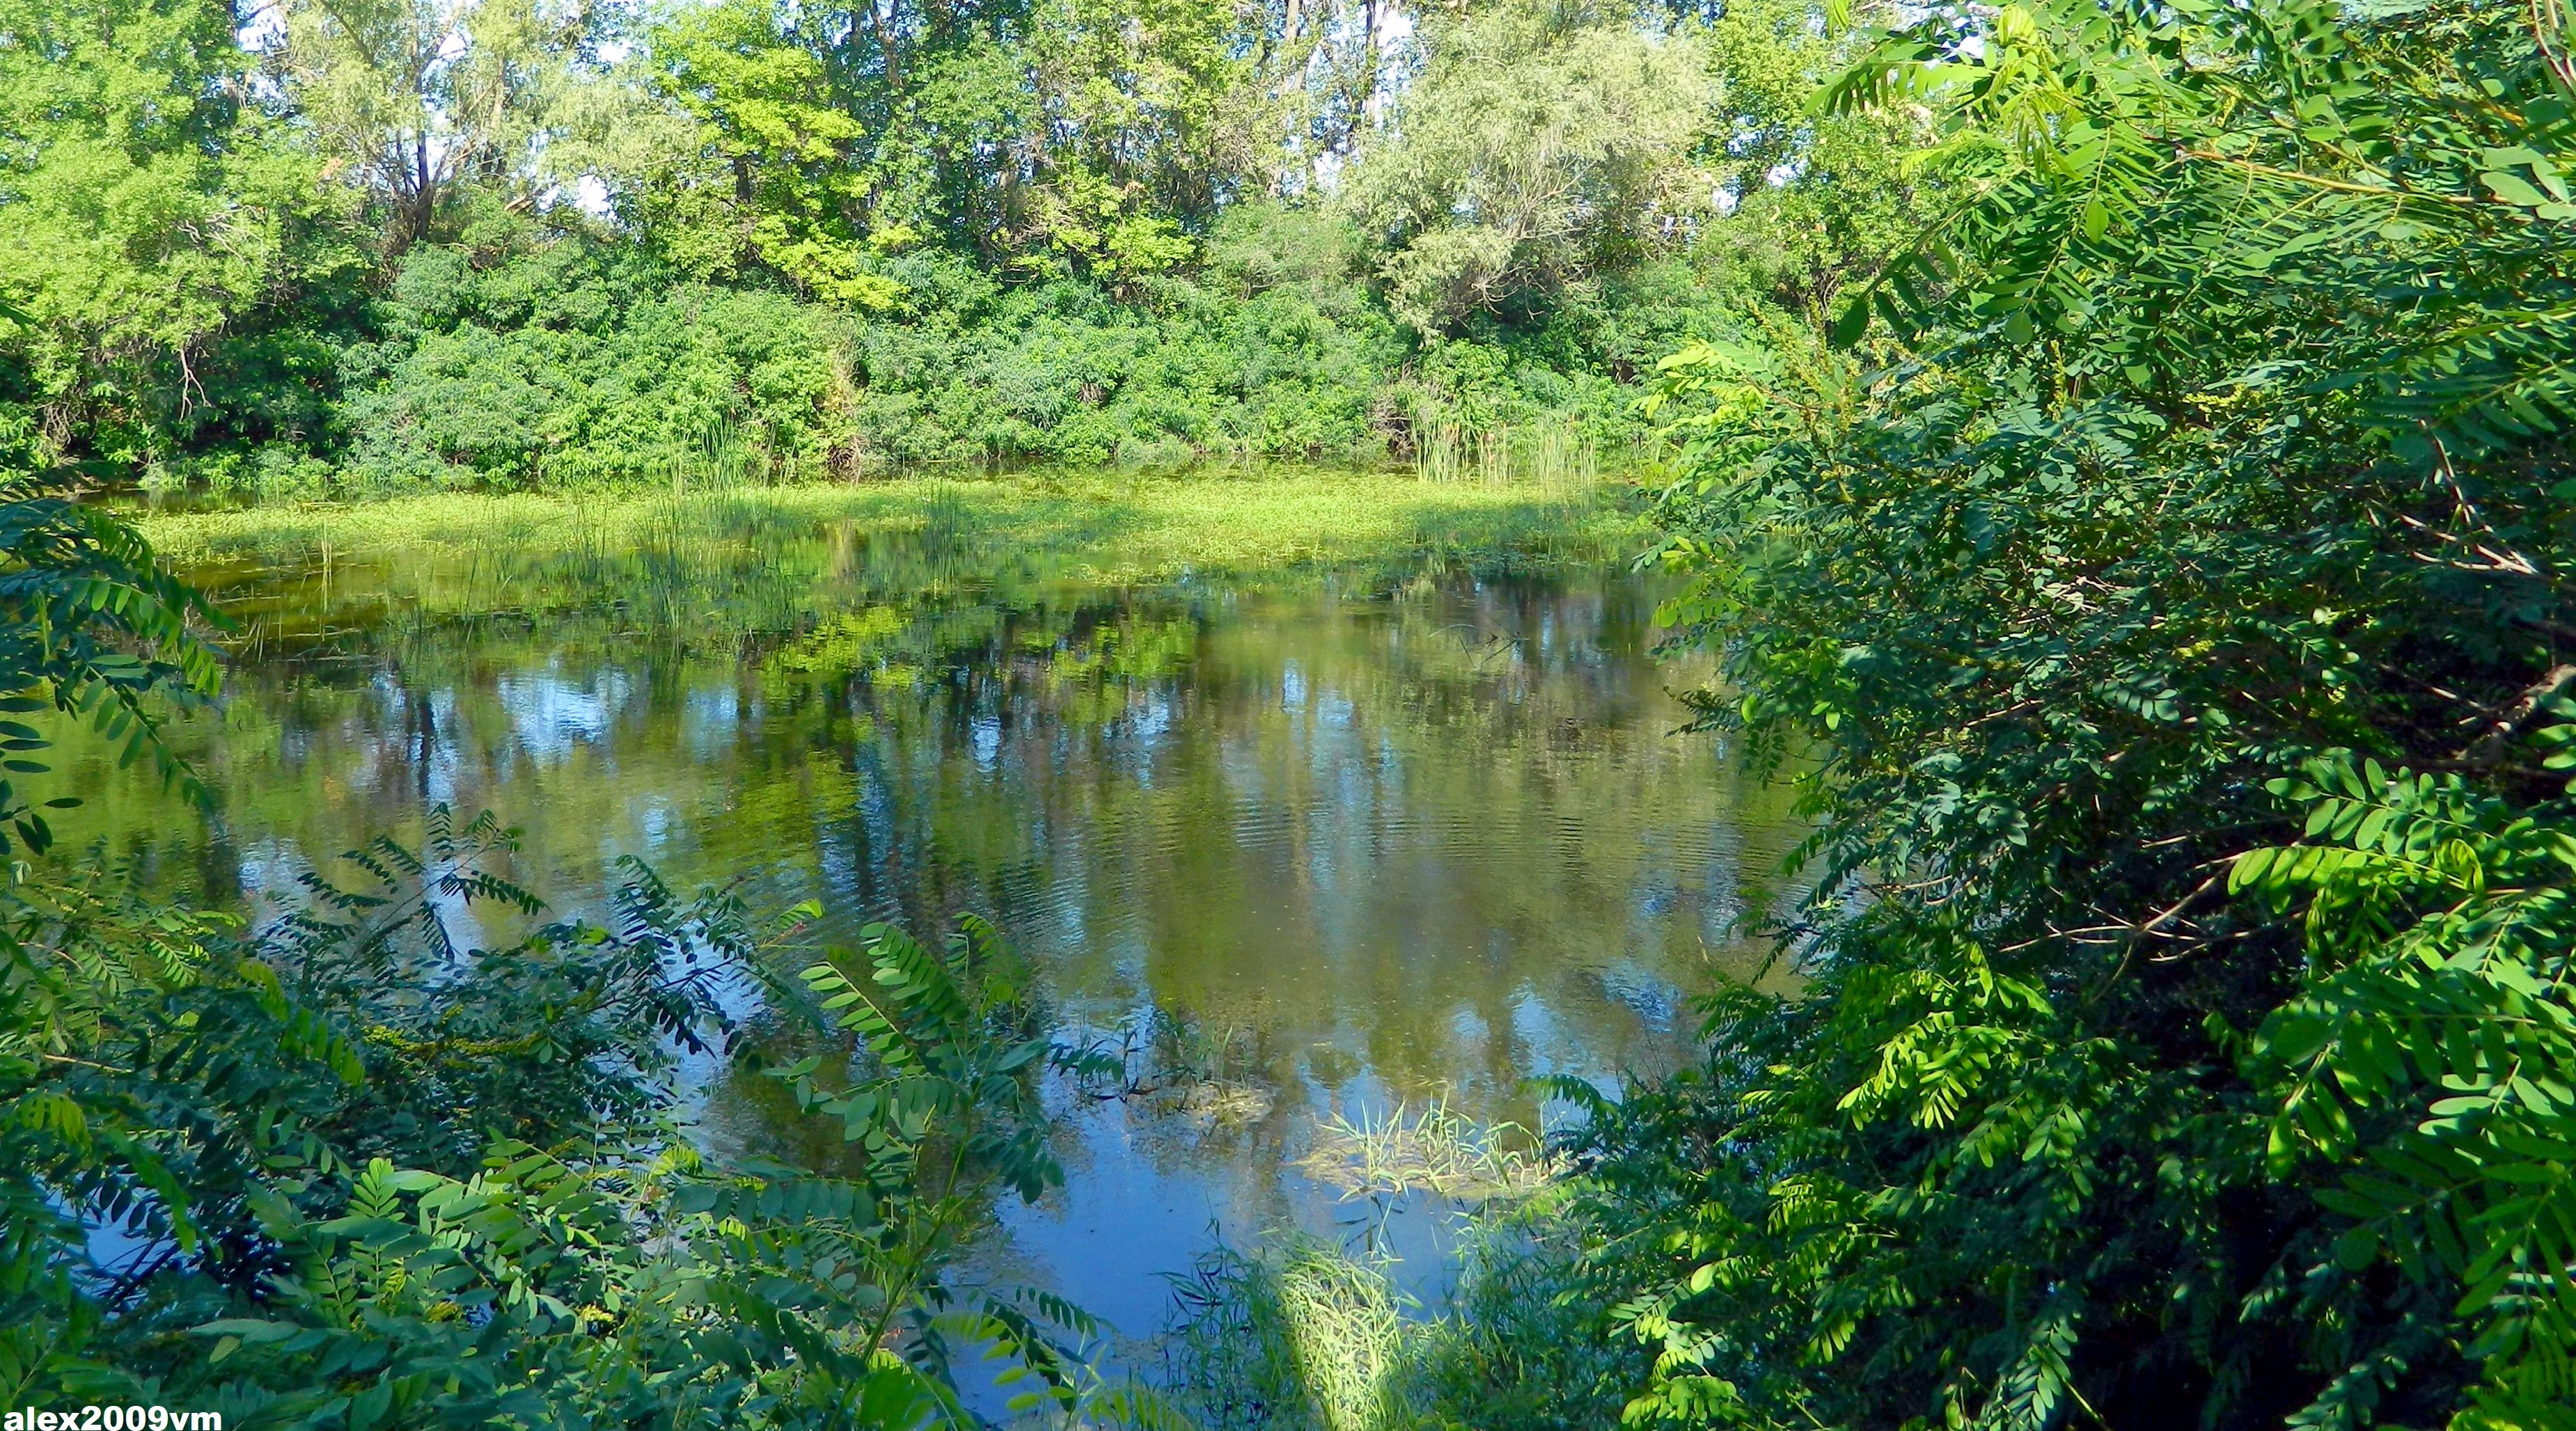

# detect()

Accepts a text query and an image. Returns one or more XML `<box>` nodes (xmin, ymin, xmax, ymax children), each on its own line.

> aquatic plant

<box><xmin>1164</xmin><ymin>1107</ymin><xmax>1631</xmax><ymax>1431</ymax></box>
<box><xmin>133</xmin><ymin>473</ymin><xmax>1644</xmax><ymax>591</ymax></box>
<box><xmin>1165</xmin><ymin>1240</ymin><xmax>1410</xmax><ymax>1431</ymax></box>
<box><xmin>1294</xmin><ymin>1099</ymin><xmax>1556</xmax><ymax>1205</ymax></box>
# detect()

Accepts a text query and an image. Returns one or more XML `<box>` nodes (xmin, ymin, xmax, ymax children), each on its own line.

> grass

<box><xmin>1165</xmin><ymin>1240</ymin><xmax>1409</xmax><ymax>1431</ymax></box>
<box><xmin>1156</xmin><ymin>1100</ymin><xmax>1580</xmax><ymax>1430</ymax></box>
<box><xmin>133</xmin><ymin>468</ymin><xmax>1650</xmax><ymax>581</ymax></box>
<box><xmin>1161</xmin><ymin>1180</ymin><xmax>1627</xmax><ymax>1431</ymax></box>
<box><xmin>1295</xmin><ymin>1098</ymin><xmax>1559</xmax><ymax>1204</ymax></box>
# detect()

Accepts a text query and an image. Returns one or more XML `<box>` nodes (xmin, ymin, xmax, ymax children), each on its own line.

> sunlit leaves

<box><xmin>790</xmin><ymin>915</ymin><xmax>1062</xmax><ymax>1205</ymax></box>
<box><xmin>6</xmin><ymin>799</ymin><xmax>1119</xmax><ymax>1425</ymax></box>
<box><xmin>2240</xmin><ymin>749</ymin><xmax>2576</xmax><ymax>1418</ymax></box>
<box><xmin>1603</xmin><ymin>0</ymin><xmax>2576</xmax><ymax>1425</ymax></box>
<box><xmin>0</xmin><ymin>466</ymin><xmax>223</xmax><ymax>852</ymax></box>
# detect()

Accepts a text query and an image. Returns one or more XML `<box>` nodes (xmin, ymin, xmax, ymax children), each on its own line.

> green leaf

<box><xmin>2482</xmin><ymin>171</ymin><xmax>2552</xmax><ymax>207</ymax></box>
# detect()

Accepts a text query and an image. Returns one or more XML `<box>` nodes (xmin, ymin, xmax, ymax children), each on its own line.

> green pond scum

<box><xmin>131</xmin><ymin>469</ymin><xmax>1653</xmax><ymax>606</ymax></box>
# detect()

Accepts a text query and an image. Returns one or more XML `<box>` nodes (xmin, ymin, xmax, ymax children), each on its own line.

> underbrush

<box><xmin>136</xmin><ymin>228</ymin><xmax>1704</xmax><ymax>500</ymax></box>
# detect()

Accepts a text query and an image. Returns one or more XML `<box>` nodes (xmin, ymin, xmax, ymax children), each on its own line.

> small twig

<box><xmin>2176</xmin><ymin>148</ymin><xmax>2474</xmax><ymax>207</ymax></box>
<box><xmin>2145</xmin><ymin>926</ymin><xmax>2256</xmax><ymax>964</ymax></box>
<box><xmin>2073</xmin><ymin>871</ymin><xmax>2226</xmax><ymax>998</ymax></box>
<box><xmin>2460</xmin><ymin>664</ymin><xmax>2576</xmax><ymax>766</ymax></box>
<box><xmin>39</xmin><ymin>1052</ymin><xmax>132</xmax><ymax>1073</ymax></box>
<box><xmin>2427</xmin><ymin>432</ymin><xmax>2484</xmax><ymax>528</ymax></box>
<box><xmin>2137</xmin><ymin>873</ymin><xmax>2222</xmax><ymax>938</ymax></box>
<box><xmin>2397</xmin><ymin>514</ymin><xmax>2547</xmax><ymax>579</ymax></box>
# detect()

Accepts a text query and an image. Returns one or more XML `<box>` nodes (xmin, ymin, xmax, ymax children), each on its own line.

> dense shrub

<box><xmin>1571</xmin><ymin>1</ymin><xmax>2576</xmax><ymax>1425</ymax></box>
<box><xmin>273</xmin><ymin>206</ymin><xmax>1718</xmax><ymax>494</ymax></box>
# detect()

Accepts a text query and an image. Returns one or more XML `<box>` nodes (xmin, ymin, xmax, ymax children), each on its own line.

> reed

<box><xmin>1413</xmin><ymin>424</ymin><xmax>1601</xmax><ymax>491</ymax></box>
<box><xmin>1413</xmin><ymin>425</ymin><xmax>1467</xmax><ymax>484</ymax></box>
<box><xmin>1160</xmin><ymin>1184</ymin><xmax>1628</xmax><ymax>1431</ymax></box>
<box><xmin>1294</xmin><ymin>1097</ymin><xmax>1557</xmax><ymax>1204</ymax></box>
<box><xmin>1521</xmin><ymin>424</ymin><xmax>1599</xmax><ymax>491</ymax></box>
<box><xmin>1165</xmin><ymin>1241</ymin><xmax>1408</xmax><ymax>1431</ymax></box>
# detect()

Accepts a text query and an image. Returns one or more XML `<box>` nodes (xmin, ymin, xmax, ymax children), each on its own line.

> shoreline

<box><xmin>134</xmin><ymin>470</ymin><xmax>1653</xmax><ymax>581</ymax></box>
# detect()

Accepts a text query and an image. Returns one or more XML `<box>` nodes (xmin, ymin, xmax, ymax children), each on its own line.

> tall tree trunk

<box><xmin>384</xmin><ymin>137</ymin><xmax>436</xmax><ymax>258</ymax></box>
<box><xmin>867</xmin><ymin>0</ymin><xmax>902</xmax><ymax>95</ymax></box>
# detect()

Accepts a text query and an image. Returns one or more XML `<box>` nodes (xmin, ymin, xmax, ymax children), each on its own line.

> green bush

<box><xmin>336</xmin><ymin>235</ymin><xmax>857</xmax><ymax>489</ymax></box>
<box><xmin>311</xmin><ymin>214</ymin><xmax>1672</xmax><ymax>489</ymax></box>
<box><xmin>1581</xmin><ymin>0</ymin><xmax>2576</xmax><ymax>1425</ymax></box>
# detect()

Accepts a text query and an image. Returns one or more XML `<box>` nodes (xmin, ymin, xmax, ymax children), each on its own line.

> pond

<box><xmin>83</xmin><ymin>477</ymin><xmax>1806</xmax><ymax>1370</ymax></box>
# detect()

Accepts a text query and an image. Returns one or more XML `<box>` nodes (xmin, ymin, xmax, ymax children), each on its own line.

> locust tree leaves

<box><xmin>1601</xmin><ymin>0</ymin><xmax>2576</xmax><ymax>1425</ymax></box>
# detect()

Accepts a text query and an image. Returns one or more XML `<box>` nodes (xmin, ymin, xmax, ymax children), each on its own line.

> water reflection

<box><xmin>71</xmin><ymin>514</ymin><xmax>1805</xmax><ymax>1347</ymax></box>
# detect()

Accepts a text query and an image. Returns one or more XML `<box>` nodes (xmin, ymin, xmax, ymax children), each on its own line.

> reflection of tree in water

<box><xmin>59</xmin><ymin>515</ymin><xmax>1807</xmax><ymax>1152</ymax></box>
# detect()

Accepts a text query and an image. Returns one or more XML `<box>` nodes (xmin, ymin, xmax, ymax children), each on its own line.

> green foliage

<box><xmin>0</xmin><ymin>0</ymin><xmax>362</xmax><ymax>467</ymax></box>
<box><xmin>0</xmin><ymin>461</ymin><xmax>221</xmax><ymax>852</ymax></box>
<box><xmin>3</xmin><ymin>0</ymin><xmax>1934</xmax><ymax>486</ymax></box>
<box><xmin>1172</xmin><ymin>1240</ymin><xmax>1408</xmax><ymax>1431</ymax></box>
<box><xmin>1592</xmin><ymin>0</ymin><xmax>2576</xmax><ymax>1425</ymax></box>
<box><xmin>329</xmin><ymin>229</ymin><xmax>856</xmax><ymax>489</ymax></box>
<box><xmin>627</xmin><ymin>0</ymin><xmax>1251</xmax><ymax>286</ymax></box>
<box><xmin>1341</xmin><ymin>0</ymin><xmax>1713</xmax><ymax>334</ymax></box>
<box><xmin>317</xmin><ymin>218</ymin><xmax>1700</xmax><ymax>478</ymax></box>
<box><xmin>1685</xmin><ymin>0</ymin><xmax>1948</xmax><ymax>319</ymax></box>
<box><xmin>265</xmin><ymin>0</ymin><xmax>586</xmax><ymax>255</ymax></box>
<box><xmin>636</xmin><ymin>0</ymin><xmax>897</xmax><ymax>305</ymax></box>
<box><xmin>785</xmin><ymin>915</ymin><xmax>1061</xmax><ymax>1267</ymax></box>
<box><xmin>2233</xmin><ymin>747</ymin><xmax>2576</xmax><ymax>1426</ymax></box>
<box><xmin>261</xmin><ymin>808</ymin><xmax>751</xmax><ymax>1171</ymax></box>
<box><xmin>1165</xmin><ymin>1185</ymin><xmax>1638</xmax><ymax>1431</ymax></box>
<box><xmin>2</xmin><ymin>807</ymin><xmax>1151</xmax><ymax>1425</ymax></box>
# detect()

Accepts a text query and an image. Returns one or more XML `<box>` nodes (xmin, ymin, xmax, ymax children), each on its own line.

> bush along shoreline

<box><xmin>3</xmin><ymin>0</ymin><xmax>1935</xmax><ymax>500</ymax></box>
<box><xmin>1561</xmin><ymin>1</ymin><xmax>2576</xmax><ymax>1425</ymax></box>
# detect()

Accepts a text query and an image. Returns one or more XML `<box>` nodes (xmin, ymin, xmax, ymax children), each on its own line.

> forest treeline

<box><xmin>1</xmin><ymin>0</ymin><xmax>1929</xmax><ymax>491</ymax></box>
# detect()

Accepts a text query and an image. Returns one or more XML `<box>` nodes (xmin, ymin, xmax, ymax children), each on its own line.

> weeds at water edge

<box><xmin>1295</xmin><ymin>1098</ymin><xmax>1557</xmax><ymax>1204</ymax></box>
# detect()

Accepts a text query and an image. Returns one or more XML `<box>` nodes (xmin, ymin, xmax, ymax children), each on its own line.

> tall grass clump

<box><xmin>1413</xmin><ymin>425</ymin><xmax>1467</xmax><ymax>484</ymax></box>
<box><xmin>1295</xmin><ymin>1098</ymin><xmax>1556</xmax><ymax>1203</ymax></box>
<box><xmin>1163</xmin><ymin>1205</ymin><xmax>1634</xmax><ymax>1431</ymax></box>
<box><xmin>1167</xmin><ymin>1241</ymin><xmax>1409</xmax><ymax>1431</ymax></box>
<box><xmin>1164</xmin><ymin>1105</ymin><xmax>1634</xmax><ymax>1431</ymax></box>
<box><xmin>1413</xmin><ymin>426</ymin><xmax>1601</xmax><ymax>491</ymax></box>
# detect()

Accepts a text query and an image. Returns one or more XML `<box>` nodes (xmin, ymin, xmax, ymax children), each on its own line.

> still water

<box><xmin>77</xmin><ymin>490</ymin><xmax>1804</xmax><ymax>1359</ymax></box>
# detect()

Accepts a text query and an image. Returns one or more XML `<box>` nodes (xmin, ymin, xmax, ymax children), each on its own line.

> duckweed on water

<box><xmin>132</xmin><ymin>471</ymin><xmax>1650</xmax><ymax>581</ymax></box>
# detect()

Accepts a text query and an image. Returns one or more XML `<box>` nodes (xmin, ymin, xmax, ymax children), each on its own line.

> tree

<box><xmin>1342</xmin><ymin>0</ymin><xmax>1712</xmax><ymax>332</ymax></box>
<box><xmin>635</xmin><ymin>0</ymin><xmax>895</xmax><ymax>303</ymax></box>
<box><xmin>0</xmin><ymin>0</ymin><xmax>359</xmax><ymax>466</ymax></box>
<box><xmin>1002</xmin><ymin>0</ymin><xmax>1250</xmax><ymax>275</ymax></box>
<box><xmin>1686</xmin><ymin>0</ymin><xmax>1941</xmax><ymax>319</ymax></box>
<box><xmin>1243</xmin><ymin>0</ymin><xmax>1399</xmax><ymax>190</ymax></box>
<box><xmin>265</xmin><ymin>0</ymin><xmax>590</xmax><ymax>253</ymax></box>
